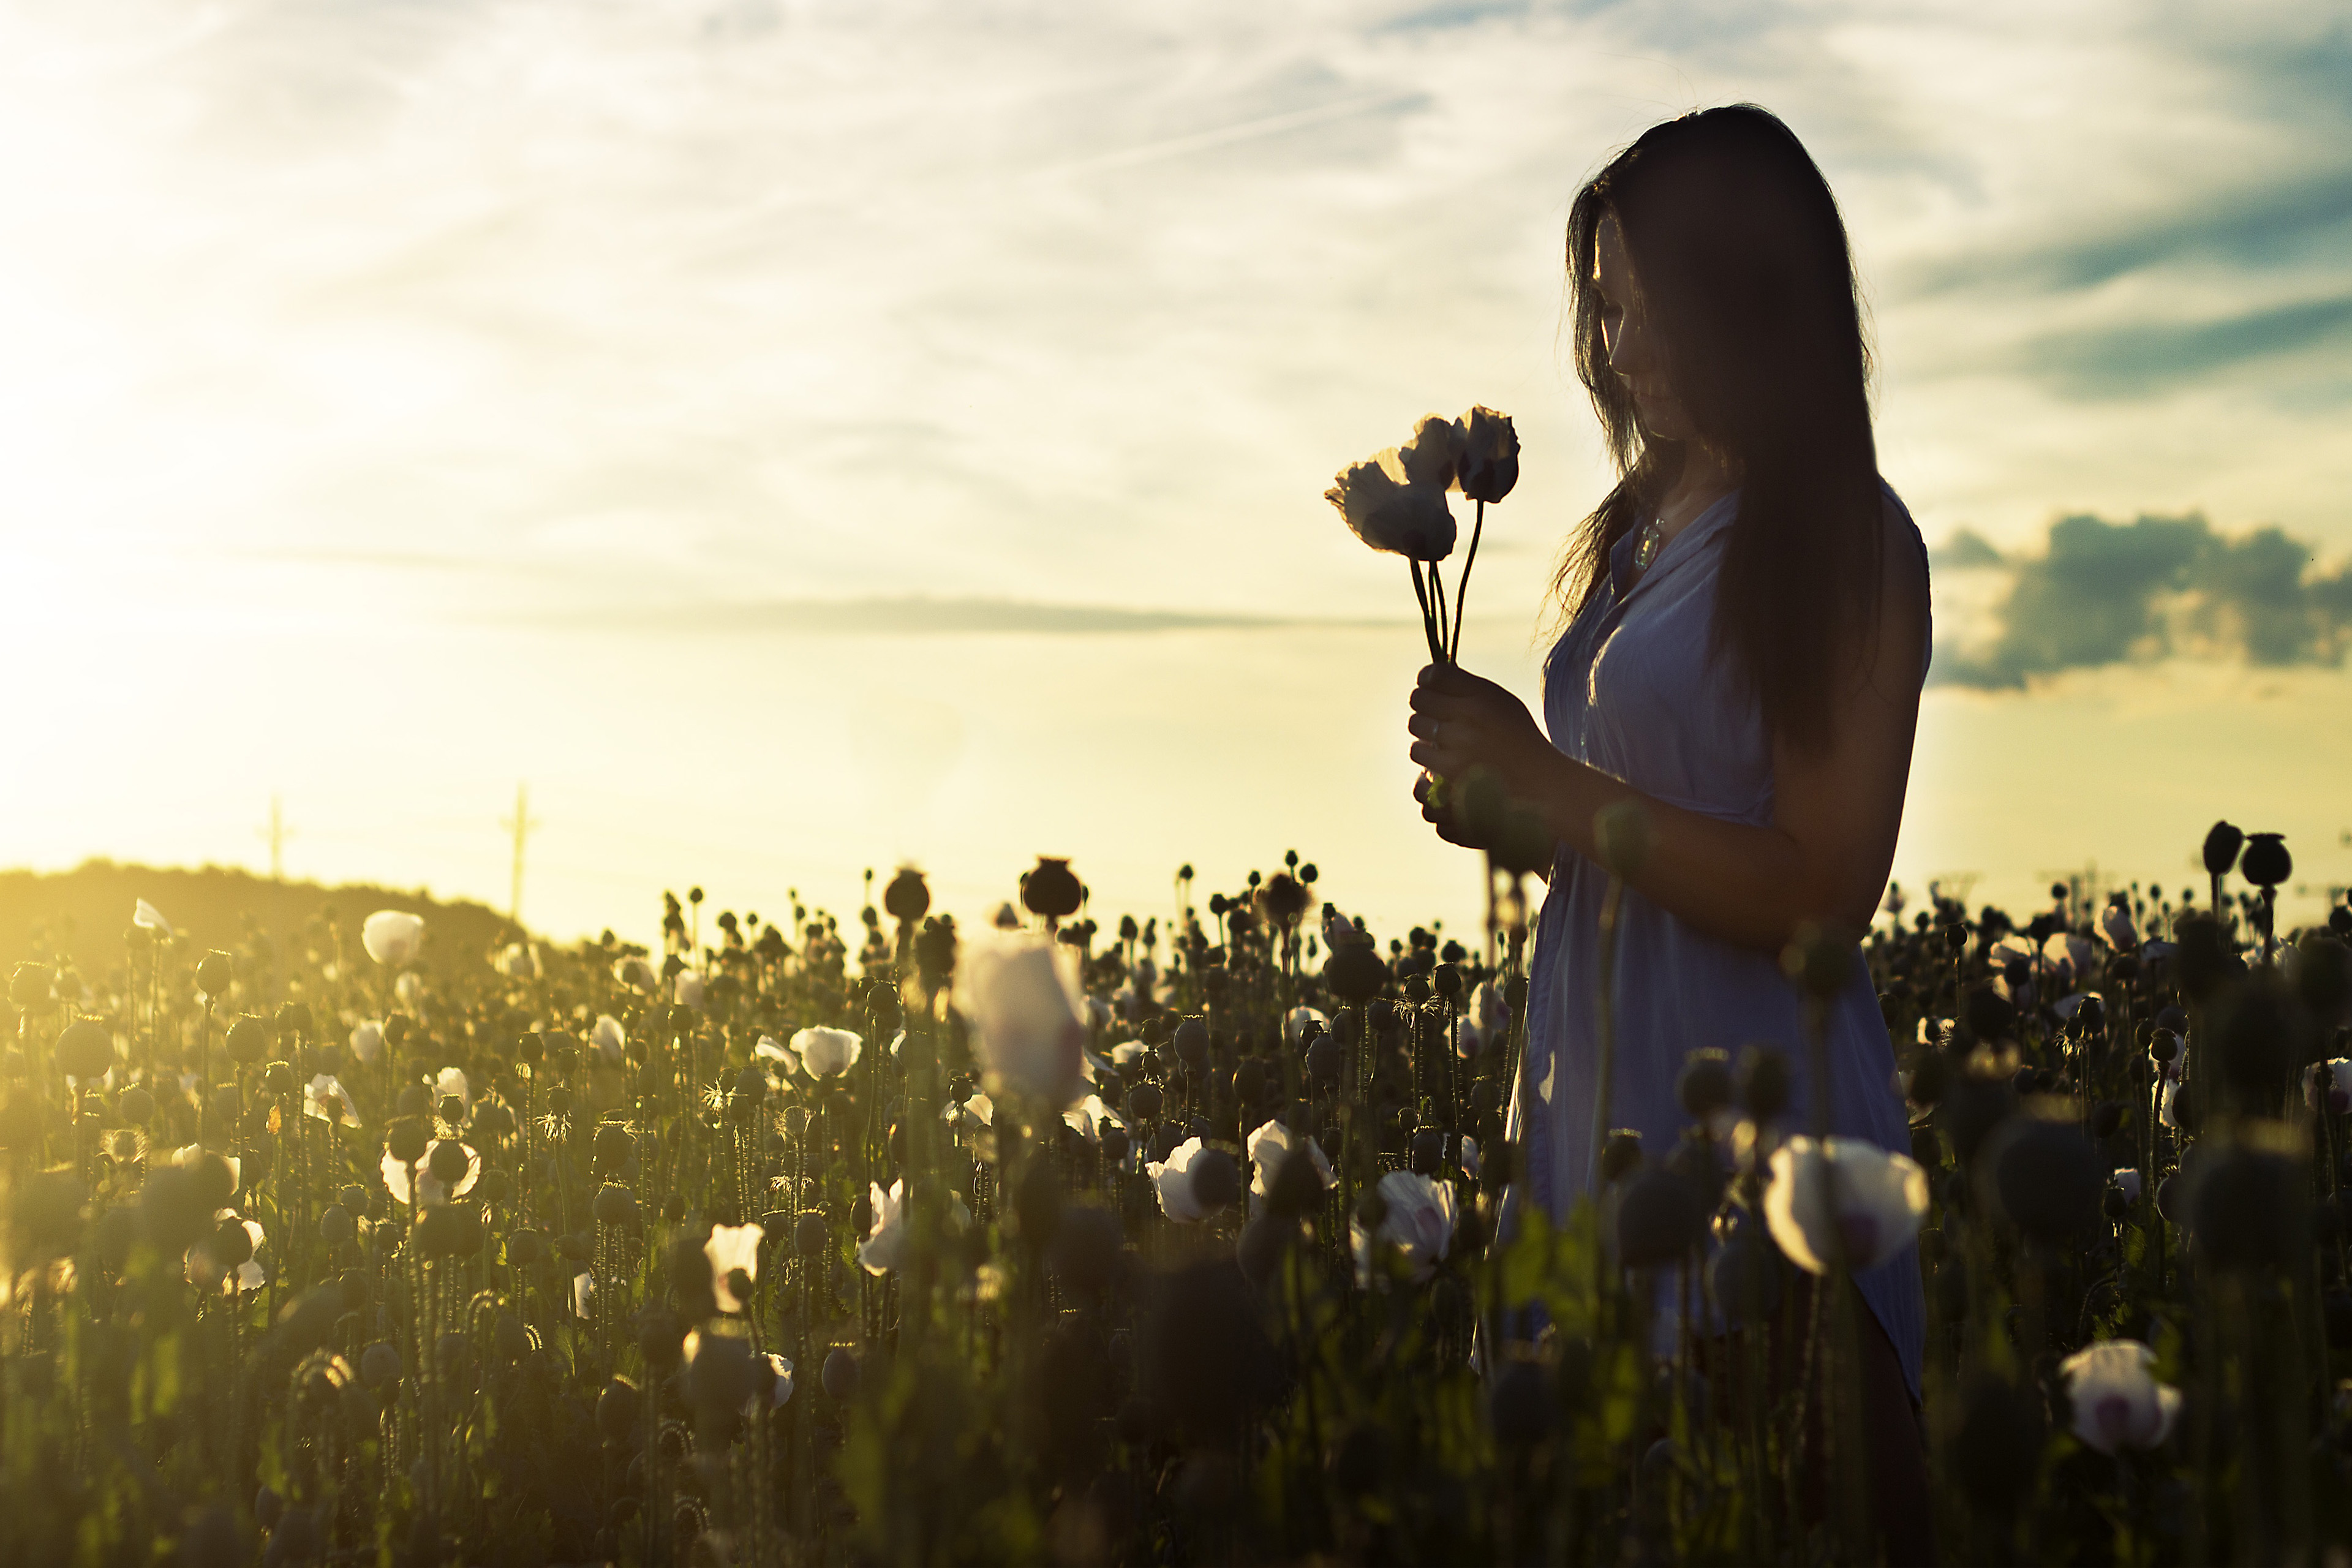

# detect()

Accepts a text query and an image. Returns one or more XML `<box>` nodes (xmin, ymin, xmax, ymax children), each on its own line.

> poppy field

<box><xmin>2</xmin><ymin>823</ymin><xmax>2350</xmax><ymax>1566</ymax></box>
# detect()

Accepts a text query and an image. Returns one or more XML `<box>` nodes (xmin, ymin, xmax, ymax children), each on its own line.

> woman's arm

<box><xmin>1409</xmin><ymin>509</ymin><xmax>1929</xmax><ymax>955</ymax></box>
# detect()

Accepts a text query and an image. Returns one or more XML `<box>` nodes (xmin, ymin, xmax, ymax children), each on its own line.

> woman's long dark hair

<box><xmin>1552</xmin><ymin>104</ymin><xmax>1883</xmax><ymax>754</ymax></box>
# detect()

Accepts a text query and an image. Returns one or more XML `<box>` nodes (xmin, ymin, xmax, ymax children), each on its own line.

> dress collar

<box><xmin>1607</xmin><ymin>488</ymin><xmax>1741</xmax><ymax>607</ymax></box>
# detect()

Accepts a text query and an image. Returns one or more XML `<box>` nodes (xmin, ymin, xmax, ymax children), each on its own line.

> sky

<box><xmin>1</xmin><ymin>0</ymin><xmax>2348</xmax><ymax>951</ymax></box>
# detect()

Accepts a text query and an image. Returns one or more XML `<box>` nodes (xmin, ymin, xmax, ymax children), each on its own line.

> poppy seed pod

<box><xmin>274</xmin><ymin>1003</ymin><xmax>312</xmax><ymax>1043</ymax></box>
<box><xmin>597</xmin><ymin>1377</ymin><xmax>641</xmax><ymax>1444</ymax></box>
<box><xmin>119</xmin><ymin>1085</ymin><xmax>154</xmax><ymax>1123</ymax></box>
<box><xmin>1172</xmin><ymin>1017</ymin><xmax>1210</xmax><ymax>1076</ymax></box>
<box><xmin>1616</xmin><ymin>1167</ymin><xmax>1706</xmax><ymax>1268</ymax></box>
<box><xmin>56</xmin><ymin>1020</ymin><xmax>114</xmax><ymax>1080</ymax></box>
<box><xmin>882</xmin><ymin>867</ymin><xmax>930</xmax><ymax>924</ymax></box>
<box><xmin>1431</xmin><ymin>962</ymin><xmax>1463</xmax><ymax>1002</ymax></box>
<box><xmin>395</xmin><ymin>1085</ymin><xmax>430</xmax><ymax>1118</ymax></box>
<box><xmin>1409</xmin><ymin>1128</ymin><xmax>1444</xmax><ymax>1176</ymax></box>
<box><xmin>360</xmin><ymin>1341</ymin><xmax>402</xmax><ymax>1390</ymax></box>
<box><xmin>594</xmin><ymin>1122</ymin><xmax>635</xmax><ymax>1170</ymax></box>
<box><xmin>821</xmin><ymin>1346</ymin><xmax>860</xmax><ymax>1400</ymax></box>
<box><xmin>1187</xmin><ymin>1148</ymin><xmax>1241</xmax><ymax>1212</ymax></box>
<box><xmin>385</xmin><ymin>1118</ymin><xmax>430</xmax><ymax>1166</ymax></box>
<box><xmin>2148</xmin><ymin>1029</ymin><xmax>2179</xmax><ymax>1065</ymax></box>
<box><xmin>195</xmin><ymin>952</ymin><xmax>234</xmax><ymax>998</ymax></box>
<box><xmin>2202</xmin><ymin>821</ymin><xmax>2244</xmax><ymax>878</ymax></box>
<box><xmin>1256</xmin><ymin>872</ymin><xmax>1311</xmax><ymax>928</ymax></box>
<box><xmin>592</xmin><ymin>1184</ymin><xmax>635</xmax><ymax>1227</ymax></box>
<box><xmin>1022</xmin><ymin>858</ymin><xmax>1084</xmax><ymax>920</ymax></box>
<box><xmin>2239</xmin><ymin>832</ymin><xmax>2290</xmax><ymax>888</ymax></box>
<box><xmin>1985</xmin><ymin>1114</ymin><xmax>2104</xmax><ymax>1243</ymax></box>
<box><xmin>426</xmin><ymin>1140</ymin><xmax>471</xmax><ymax>1188</ymax></box>
<box><xmin>1323</xmin><ymin>943</ymin><xmax>1386</xmax><ymax>1004</ymax></box>
<box><xmin>413</xmin><ymin>1204</ymin><xmax>475</xmax><ymax>1260</ymax></box>
<box><xmin>1781</xmin><ymin>923</ymin><xmax>1855</xmax><ymax>1001</ymax></box>
<box><xmin>1676</xmin><ymin>1050</ymin><xmax>1734</xmax><ymax>1119</ymax></box>
<box><xmin>1126</xmin><ymin>1082</ymin><xmax>1164</xmax><ymax>1121</ymax></box>
<box><xmin>1600</xmin><ymin>1130</ymin><xmax>1644</xmax><ymax>1185</ymax></box>
<box><xmin>1736</xmin><ymin>1047</ymin><xmax>1791</xmax><ymax>1123</ymax></box>
<box><xmin>2185</xmin><ymin>1139</ymin><xmax>2308</xmax><ymax>1272</ymax></box>
<box><xmin>9</xmin><ymin>962</ymin><xmax>51</xmax><ymax>1008</ymax></box>
<box><xmin>318</xmin><ymin>1205</ymin><xmax>355</xmax><ymax>1249</ymax></box>
<box><xmin>1592</xmin><ymin>799</ymin><xmax>1653</xmax><ymax>881</ymax></box>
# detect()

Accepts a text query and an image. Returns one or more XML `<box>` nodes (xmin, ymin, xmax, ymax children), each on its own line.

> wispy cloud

<box><xmin>568</xmin><ymin>596</ymin><xmax>1402</xmax><ymax>637</ymax></box>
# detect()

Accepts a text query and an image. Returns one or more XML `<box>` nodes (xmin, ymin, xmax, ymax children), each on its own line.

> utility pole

<box><xmin>257</xmin><ymin>796</ymin><xmax>294</xmax><ymax>880</ymax></box>
<box><xmin>502</xmin><ymin>784</ymin><xmax>541</xmax><ymax>927</ymax></box>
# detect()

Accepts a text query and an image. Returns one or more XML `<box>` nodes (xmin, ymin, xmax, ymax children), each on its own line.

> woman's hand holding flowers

<box><xmin>1408</xmin><ymin>664</ymin><xmax>1554</xmax><ymax>845</ymax></box>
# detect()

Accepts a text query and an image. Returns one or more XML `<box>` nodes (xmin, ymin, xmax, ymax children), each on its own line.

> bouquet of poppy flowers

<box><xmin>1325</xmin><ymin>405</ymin><xmax>1519</xmax><ymax>665</ymax></box>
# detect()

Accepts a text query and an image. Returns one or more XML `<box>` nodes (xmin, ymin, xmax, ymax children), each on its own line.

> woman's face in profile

<box><xmin>1593</xmin><ymin>213</ymin><xmax>1700</xmax><ymax>443</ymax></box>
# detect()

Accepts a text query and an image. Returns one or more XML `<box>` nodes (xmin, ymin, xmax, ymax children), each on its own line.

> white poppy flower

<box><xmin>499</xmin><ymin>943</ymin><xmax>539</xmax><ymax>980</ymax></box>
<box><xmin>591</xmin><ymin>1016</ymin><xmax>626</xmax><ymax>1063</ymax></box>
<box><xmin>1762</xmin><ymin>1137</ymin><xmax>1929</xmax><ymax>1275</ymax></box>
<box><xmin>2041</xmin><ymin>930</ymin><xmax>2095</xmax><ymax>984</ymax></box>
<box><xmin>754</xmin><ymin>1035</ymin><xmax>791</xmax><ymax>1063</ymax></box>
<box><xmin>2158</xmin><ymin>1077</ymin><xmax>2182</xmax><ymax>1129</ymax></box>
<box><xmin>2302</xmin><ymin>1058</ymin><xmax>2352</xmax><ymax>1114</ymax></box>
<box><xmin>674</xmin><ymin>971</ymin><xmax>706</xmax><ymax>1010</ymax></box>
<box><xmin>963</xmin><ymin>1091</ymin><xmax>994</xmax><ymax>1128</ymax></box>
<box><xmin>1245</xmin><ymin>1118</ymin><xmax>1333</xmax><ymax>1217</ymax></box>
<box><xmin>1109</xmin><ymin>1040</ymin><xmax>1147</xmax><ymax>1068</ymax></box>
<box><xmin>362</xmin><ymin>911</ymin><xmax>425</xmax><ymax>967</ymax></box>
<box><xmin>1459</xmin><ymin>1136</ymin><xmax>1482</xmax><ymax>1181</ymax></box>
<box><xmin>380</xmin><ymin>1140</ymin><xmax>480</xmax><ymax>1207</ymax></box>
<box><xmin>1326</xmin><ymin>450</ymin><xmax>1456</xmax><ymax>561</ymax></box>
<box><xmin>2060</xmin><ymin>1341</ymin><xmax>2182</xmax><ymax>1454</ymax></box>
<box><xmin>857</xmin><ymin>1180</ymin><xmax>907</xmax><ymax>1275</ymax></box>
<box><xmin>394</xmin><ymin>973</ymin><xmax>424</xmax><ymax>1008</ymax></box>
<box><xmin>2111</xmin><ymin>1168</ymin><xmax>2143</xmax><ymax>1205</ymax></box>
<box><xmin>186</xmin><ymin>1208</ymin><xmax>266</xmax><ymax>1296</ymax></box>
<box><xmin>954</xmin><ymin>934</ymin><xmax>1088</xmax><ymax>1110</ymax></box>
<box><xmin>1283</xmin><ymin>1006</ymin><xmax>1328</xmax><ymax>1046</ymax></box>
<box><xmin>134</xmin><ymin>899</ymin><xmax>175</xmax><ymax>938</ymax></box>
<box><xmin>572</xmin><ymin>1271</ymin><xmax>594</xmax><ymax>1319</ymax></box>
<box><xmin>1350</xmin><ymin>1170</ymin><xmax>1457</xmax><ymax>1286</ymax></box>
<box><xmin>349</xmin><ymin>1020</ymin><xmax>384</xmax><ymax>1065</ymax></box>
<box><xmin>435</xmin><ymin>1067</ymin><xmax>472</xmax><ymax>1117</ymax></box>
<box><xmin>1063</xmin><ymin>1094</ymin><xmax>1125</xmax><ymax>1142</ymax></box>
<box><xmin>2099</xmin><ymin>901</ymin><xmax>2138</xmax><ymax>952</ymax></box>
<box><xmin>763</xmin><ymin>1352</ymin><xmax>794</xmax><ymax>1409</ymax></box>
<box><xmin>304</xmin><ymin>1074</ymin><xmax>360</xmax><ymax>1128</ymax></box>
<box><xmin>613</xmin><ymin>956</ymin><xmax>658</xmax><ymax>991</ymax></box>
<box><xmin>1452</xmin><ymin>983</ymin><xmax>1509</xmax><ymax>1057</ymax></box>
<box><xmin>705</xmin><ymin>1222</ymin><xmax>764</xmax><ymax>1313</ymax></box>
<box><xmin>791</xmin><ymin>1027</ymin><xmax>863</xmax><ymax>1079</ymax></box>
<box><xmin>1147</xmin><ymin>1137</ymin><xmax>1215</xmax><ymax>1224</ymax></box>
<box><xmin>172</xmin><ymin>1144</ymin><xmax>241</xmax><ymax>1198</ymax></box>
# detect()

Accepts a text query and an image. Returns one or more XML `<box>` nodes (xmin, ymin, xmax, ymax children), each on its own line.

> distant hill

<box><xmin>0</xmin><ymin>860</ymin><xmax>522</xmax><ymax>982</ymax></box>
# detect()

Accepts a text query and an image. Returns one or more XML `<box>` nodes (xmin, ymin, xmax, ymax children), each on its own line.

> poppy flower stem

<box><xmin>1408</xmin><ymin>560</ymin><xmax>1444</xmax><ymax>666</ymax></box>
<box><xmin>1449</xmin><ymin>499</ymin><xmax>1485</xmax><ymax>662</ymax></box>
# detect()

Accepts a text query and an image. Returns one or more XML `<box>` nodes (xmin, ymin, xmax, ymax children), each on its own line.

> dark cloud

<box><xmin>1905</xmin><ymin>168</ymin><xmax>2352</xmax><ymax>299</ymax></box>
<box><xmin>1931</xmin><ymin>529</ymin><xmax>2004</xmax><ymax>570</ymax></box>
<box><xmin>578</xmin><ymin>596</ymin><xmax>1400</xmax><ymax>637</ymax></box>
<box><xmin>1933</xmin><ymin>511</ymin><xmax>2352</xmax><ymax>688</ymax></box>
<box><xmin>2015</xmin><ymin>293</ymin><xmax>2352</xmax><ymax>399</ymax></box>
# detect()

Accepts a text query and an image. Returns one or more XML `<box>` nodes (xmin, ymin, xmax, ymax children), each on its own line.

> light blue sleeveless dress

<box><xmin>1506</xmin><ymin>481</ymin><xmax>1929</xmax><ymax>1400</ymax></box>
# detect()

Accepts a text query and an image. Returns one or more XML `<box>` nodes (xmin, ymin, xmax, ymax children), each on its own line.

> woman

<box><xmin>1406</xmin><ymin>105</ymin><xmax>1932</xmax><ymax>1548</ymax></box>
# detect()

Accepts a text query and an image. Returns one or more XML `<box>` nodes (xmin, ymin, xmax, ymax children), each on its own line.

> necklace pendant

<box><xmin>1634</xmin><ymin>519</ymin><xmax>1663</xmax><ymax>569</ymax></box>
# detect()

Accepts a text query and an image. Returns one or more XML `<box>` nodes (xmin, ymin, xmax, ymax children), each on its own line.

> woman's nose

<box><xmin>1609</xmin><ymin>314</ymin><xmax>1651</xmax><ymax>379</ymax></box>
